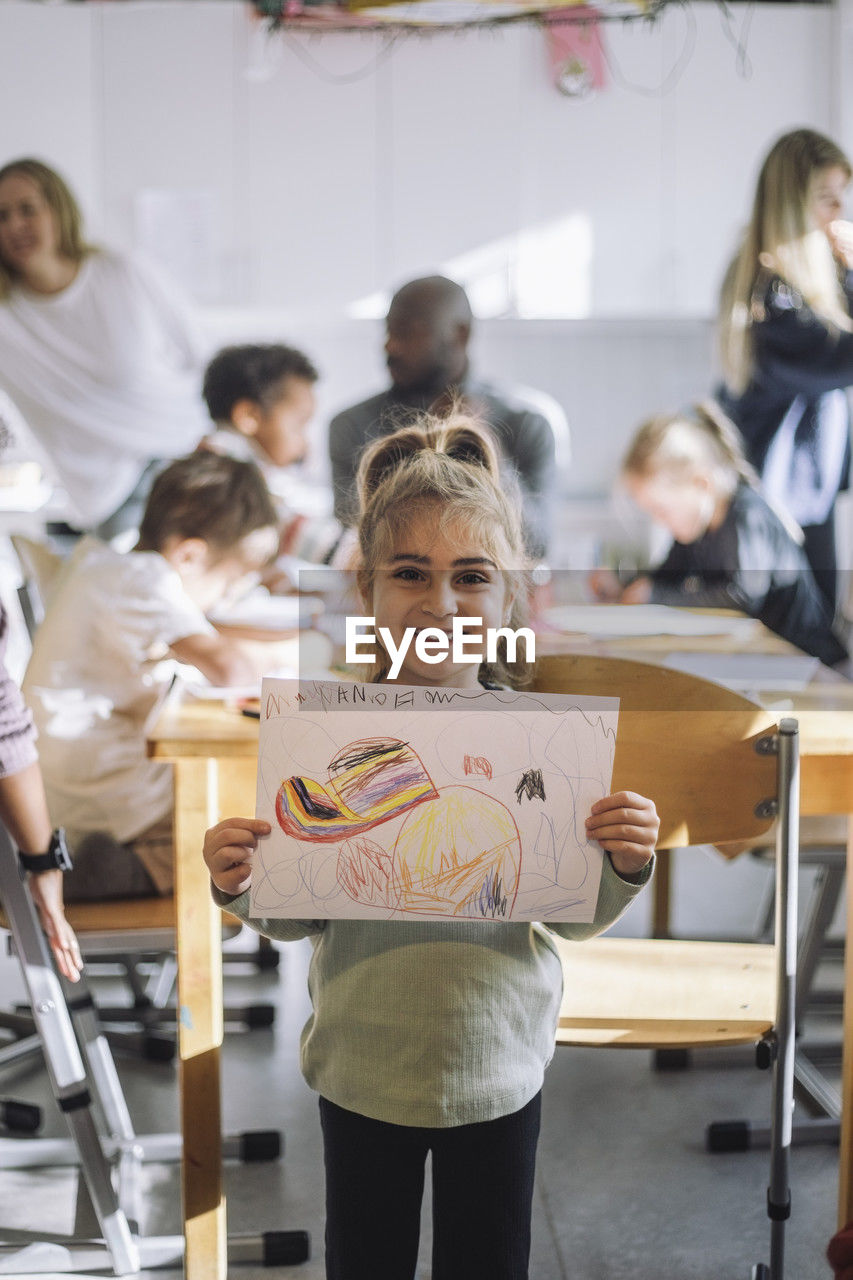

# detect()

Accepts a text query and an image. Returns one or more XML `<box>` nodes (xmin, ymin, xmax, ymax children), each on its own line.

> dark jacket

<box><xmin>649</xmin><ymin>482</ymin><xmax>848</xmax><ymax>668</ymax></box>
<box><xmin>327</xmin><ymin>376</ymin><xmax>560</xmax><ymax>558</ymax></box>
<box><xmin>718</xmin><ymin>270</ymin><xmax>853</xmax><ymax>527</ymax></box>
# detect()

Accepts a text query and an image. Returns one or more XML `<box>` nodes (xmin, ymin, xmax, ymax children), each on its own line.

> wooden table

<box><xmin>148</xmin><ymin>696</ymin><xmax>260</xmax><ymax>1278</ymax></box>
<box><xmin>148</xmin><ymin>648</ymin><xmax>853</xmax><ymax>1275</ymax></box>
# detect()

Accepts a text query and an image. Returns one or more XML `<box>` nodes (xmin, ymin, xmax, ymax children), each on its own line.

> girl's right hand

<box><xmin>203</xmin><ymin>817</ymin><xmax>270</xmax><ymax>896</ymax></box>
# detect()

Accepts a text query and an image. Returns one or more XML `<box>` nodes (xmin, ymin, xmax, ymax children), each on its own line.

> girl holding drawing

<box><xmin>590</xmin><ymin>401</ymin><xmax>850</xmax><ymax>672</ymax></box>
<box><xmin>203</xmin><ymin>415</ymin><xmax>658</xmax><ymax>1280</ymax></box>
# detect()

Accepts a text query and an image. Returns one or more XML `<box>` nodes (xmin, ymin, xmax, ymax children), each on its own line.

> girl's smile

<box><xmin>369</xmin><ymin>512</ymin><xmax>511</xmax><ymax>688</ymax></box>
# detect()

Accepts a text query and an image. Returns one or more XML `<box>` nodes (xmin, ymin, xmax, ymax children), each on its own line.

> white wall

<box><xmin>0</xmin><ymin>1</ymin><xmax>838</xmax><ymax>318</ymax></box>
<box><xmin>0</xmin><ymin>1</ymin><xmax>842</xmax><ymax>500</ymax></box>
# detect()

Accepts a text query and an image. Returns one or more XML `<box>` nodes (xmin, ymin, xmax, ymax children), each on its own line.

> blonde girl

<box><xmin>717</xmin><ymin>128</ymin><xmax>853</xmax><ymax>605</ymax></box>
<box><xmin>593</xmin><ymin>401</ymin><xmax>849</xmax><ymax>671</ymax></box>
<box><xmin>204</xmin><ymin>414</ymin><xmax>658</xmax><ymax>1280</ymax></box>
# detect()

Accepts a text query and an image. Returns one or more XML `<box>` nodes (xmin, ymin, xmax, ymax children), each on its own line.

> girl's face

<box><xmin>368</xmin><ymin>507</ymin><xmax>511</xmax><ymax>688</ymax></box>
<box><xmin>626</xmin><ymin>472</ymin><xmax>716</xmax><ymax>545</ymax></box>
<box><xmin>808</xmin><ymin>164</ymin><xmax>849</xmax><ymax>232</ymax></box>
<box><xmin>0</xmin><ymin>173</ymin><xmax>61</xmax><ymax>278</ymax></box>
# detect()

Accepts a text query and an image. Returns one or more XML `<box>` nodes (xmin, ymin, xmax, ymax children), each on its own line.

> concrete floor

<box><xmin>0</xmin><ymin>862</ymin><xmax>843</xmax><ymax>1280</ymax></box>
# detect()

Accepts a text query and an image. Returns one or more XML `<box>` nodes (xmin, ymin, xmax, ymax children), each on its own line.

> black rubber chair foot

<box><xmin>143</xmin><ymin>1034</ymin><xmax>176</xmax><ymax>1063</ymax></box>
<box><xmin>240</xmin><ymin>1129</ymin><xmax>282</xmax><ymax>1162</ymax></box>
<box><xmin>0</xmin><ymin>1099</ymin><xmax>42</xmax><ymax>1133</ymax></box>
<box><xmin>706</xmin><ymin>1120</ymin><xmax>750</xmax><ymax>1152</ymax></box>
<box><xmin>751</xmin><ymin>1265</ymin><xmax>770</xmax><ymax>1280</ymax></box>
<box><xmin>263</xmin><ymin>1230</ymin><xmax>310</xmax><ymax>1265</ymax></box>
<box><xmin>243</xmin><ymin>1004</ymin><xmax>276</xmax><ymax>1029</ymax></box>
<box><xmin>652</xmin><ymin>1048</ymin><xmax>691</xmax><ymax>1071</ymax></box>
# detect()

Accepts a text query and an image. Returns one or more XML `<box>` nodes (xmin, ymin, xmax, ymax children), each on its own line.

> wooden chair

<box><xmin>9</xmin><ymin>532</ymin><xmax>65</xmax><ymax>639</ymax></box>
<box><xmin>531</xmin><ymin>654</ymin><xmax>798</xmax><ymax>1280</ymax></box>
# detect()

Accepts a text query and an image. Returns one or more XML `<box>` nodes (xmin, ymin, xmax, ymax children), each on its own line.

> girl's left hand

<box><xmin>586</xmin><ymin>791</ymin><xmax>659</xmax><ymax>877</ymax></box>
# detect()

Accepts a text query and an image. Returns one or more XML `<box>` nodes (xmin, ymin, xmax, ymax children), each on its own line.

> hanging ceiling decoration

<box><xmin>251</xmin><ymin>0</ymin><xmax>661</xmax><ymax>34</ymax></box>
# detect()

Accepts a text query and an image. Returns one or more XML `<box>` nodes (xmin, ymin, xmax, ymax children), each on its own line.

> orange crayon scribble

<box><xmin>338</xmin><ymin>837</ymin><xmax>400</xmax><ymax>909</ymax></box>
<box><xmin>463</xmin><ymin>755</ymin><xmax>493</xmax><ymax>781</ymax></box>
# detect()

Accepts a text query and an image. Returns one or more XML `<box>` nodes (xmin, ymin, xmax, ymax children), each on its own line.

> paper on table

<box><xmin>208</xmin><ymin>589</ymin><xmax>323</xmax><ymax>631</ymax></box>
<box><xmin>544</xmin><ymin>603</ymin><xmax>761</xmax><ymax>640</ymax></box>
<box><xmin>663</xmin><ymin>651</ymin><xmax>820</xmax><ymax>692</ymax></box>
<box><xmin>181</xmin><ymin>666</ymin><xmax>298</xmax><ymax>700</ymax></box>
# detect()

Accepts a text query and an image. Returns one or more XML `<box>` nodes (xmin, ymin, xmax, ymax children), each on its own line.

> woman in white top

<box><xmin>0</xmin><ymin>158</ymin><xmax>209</xmax><ymax>536</ymax></box>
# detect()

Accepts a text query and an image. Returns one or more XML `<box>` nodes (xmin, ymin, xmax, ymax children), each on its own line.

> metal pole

<box><xmin>768</xmin><ymin>719</ymin><xmax>799</xmax><ymax>1280</ymax></box>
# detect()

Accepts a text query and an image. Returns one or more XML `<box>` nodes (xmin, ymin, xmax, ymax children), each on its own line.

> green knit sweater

<box><xmin>214</xmin><ymin>853</ymin><xmax>651</xmax><ymax>1128</ymax></box>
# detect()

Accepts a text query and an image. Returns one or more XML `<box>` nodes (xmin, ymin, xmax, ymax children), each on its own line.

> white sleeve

<box><xmin>109</xmin><ymin>556</ymin><xmax>216</xmax><ymax>658</ymax></box>
<box><xmin>122</xmin><ymin>251</ymin><xmax>207</xmax><ymax>372</ymax></box>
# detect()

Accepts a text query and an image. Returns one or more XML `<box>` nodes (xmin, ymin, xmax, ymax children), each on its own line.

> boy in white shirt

<box><xmin>23</xmin><ymin>452</ymin><xmax>287</xmax><ymax>900</ymax></box>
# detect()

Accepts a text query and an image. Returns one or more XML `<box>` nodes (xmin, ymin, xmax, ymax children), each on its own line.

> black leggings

<box><xmin>319</xmin><ymin>1091</ymin><xmax>541</xmax><ymax>1280</ymax></box>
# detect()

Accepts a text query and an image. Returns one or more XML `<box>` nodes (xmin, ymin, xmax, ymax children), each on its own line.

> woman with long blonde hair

<box><xmin>717</xmin><ymin>127</ymin><xmax>853</xmax><ymax>606</ymax></box>
<box><xmin>0</xmin><ymin>158</ymin><xmax>208</xmax><ymax>537</ymax></box>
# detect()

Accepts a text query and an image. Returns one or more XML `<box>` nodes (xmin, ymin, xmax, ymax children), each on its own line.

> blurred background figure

<box><xmin>0</xmin><ymin>158</ymin><xmax>209</xmax><ymax>540</ymax></box>
<box><xmin>717</xmin><ymin>128</ymin><xmax>853</xmax><ymax>609</ymax></box>
<box><xmin>591</xmin><ymin>401</ymin><xmax>850</xmax><ymax>671</ymax></box>
<box><xmin>328</xmin><ymin>275</ymin><xmax>568</xmax><ymax>560</ymax></box>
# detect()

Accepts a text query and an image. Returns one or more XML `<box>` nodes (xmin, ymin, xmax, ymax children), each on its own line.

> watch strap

<box><xmin>18</xmin><ymin>828</ymin><xmax>72</xmax><ymax>874</ymax></box>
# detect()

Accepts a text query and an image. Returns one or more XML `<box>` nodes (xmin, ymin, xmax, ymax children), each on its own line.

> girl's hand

<box><xmin>588</xmin><ymin>568</ymin><xmax>622</xmax><ymax>602</ymax></box>
<box><xmin>619</xmin><ymin>576</ymin><xmax>652</xmax><ymax>605</ymax></box>
<box><xmin>28</xmin><ymin>870</ymin><xmax>83</xmax><ymax>983</ymax></box>
<box><xmin>203</xmin><ymin>817</ymin><xmax>270</xmax><ymax>896</ymax></box>
<box><xmin>586</xmin><ymin>791</ymin><xmax>659</xmax><ymax>877</ymax></box>
<box><xmin>828</xmin><ymin>219</ymin><xmax>853</xmax><ymax>270</ymax></box>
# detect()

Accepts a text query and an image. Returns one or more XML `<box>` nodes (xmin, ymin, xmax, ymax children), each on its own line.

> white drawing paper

<box><xmin>252</xmin><ymin>678</ymin><xmax>619</xmax><ymax>923</ymax></box>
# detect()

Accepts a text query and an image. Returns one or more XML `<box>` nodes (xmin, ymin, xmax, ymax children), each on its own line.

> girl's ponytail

<box><xmin>356</xmin><ymin>411</ymin><xmax>502</xmax><ymax>513</ymax></box>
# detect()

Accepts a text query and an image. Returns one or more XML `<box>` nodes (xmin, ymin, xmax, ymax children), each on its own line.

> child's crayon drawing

<box><xmin>252</xmin><ymin>678</ymin><xmax>619</xmax><ymax>923</ymax></box>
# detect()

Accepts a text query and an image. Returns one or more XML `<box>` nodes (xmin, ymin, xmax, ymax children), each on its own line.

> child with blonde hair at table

<box><xmin>24</xmin><ymin>452</ymin><xmax>293</xmax><ymax>902</ymax></box>
<box><xmin>203</xmin><ymin>413</ymin><xmax>658</xmax><ymax>1280</ymax></box>
<box><xmin>591</xmin><ymin>400</ymin><xmax>849</xmax><ymax>671</ymax></box>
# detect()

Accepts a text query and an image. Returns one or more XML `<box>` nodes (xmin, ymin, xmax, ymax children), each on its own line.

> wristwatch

<box><xmin>18</xmin><ymin>828</ymin><xmax>73</xmax><ymax>874</ymax></box>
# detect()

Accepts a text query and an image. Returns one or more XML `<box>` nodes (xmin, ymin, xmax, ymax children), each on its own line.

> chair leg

<box><xmin>0</xmin><ymin>852</ymin><xmax>139</xmax><ymax>1274</ymax></box>
<box><xmin>0</xmin><ymin>829</ymin><xmax>310</xmax><ymax>1272</ymax></box>
<box><xmin>765</xmin><ymin>722</ymin><xmax>798</xmax><ymax>1280</ymax></box>
<box><xmin>708</xmin><ymin>848</ymin><xmax>844</xmax><ymax>1154</ymax></box>
<box><xmin>795</xmin><ymin>856</ymin><xmax>844</xmax><ymax>1028</ymax></box>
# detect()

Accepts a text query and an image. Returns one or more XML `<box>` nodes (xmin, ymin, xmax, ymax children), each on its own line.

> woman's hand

<box><xmin>27</xmin><ymin>869</ymin><xmax>83</xmax><ymax>983</ymax></box>
<box><xmin>203</xmin><ymin>817</ymin><xmax>270</xmax><ymax>896</ymax></box>
<box><xmin>586</xmin><ymin>791</ymin><xmax>659</xmax><ymax>877</ymax></box>
<box><xmin>828</xmin><ymin>219</ymin><xmax>853</xmax><ymax>270</ymax></box>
